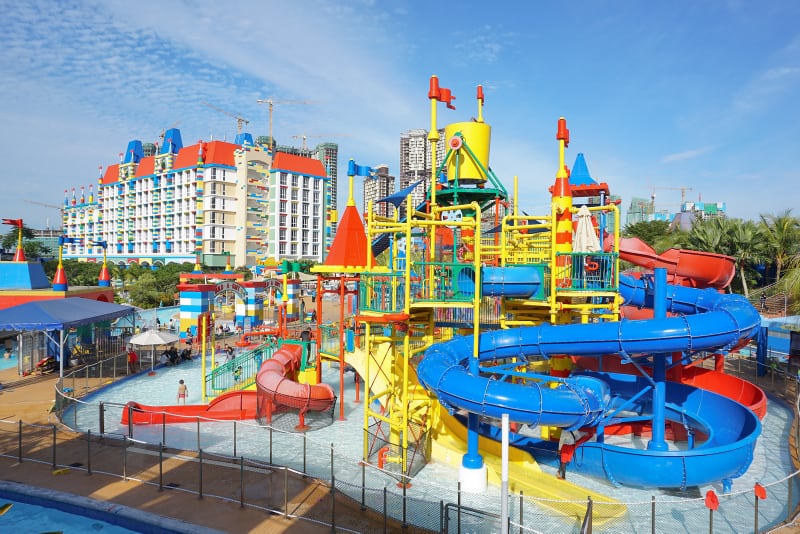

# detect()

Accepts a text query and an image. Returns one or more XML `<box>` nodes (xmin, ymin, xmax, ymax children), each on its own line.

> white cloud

<box><xmin>661</xmin><ymin>146</ymin><xmax>716</xmax><ymax>163</ymax></box>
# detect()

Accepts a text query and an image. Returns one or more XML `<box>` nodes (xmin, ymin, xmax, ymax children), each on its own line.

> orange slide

<box><xmin>584</xmin><ymin>236</ymin><xmax>765</xmax><ymax>418</ymax></box>
<box><xmin>122</xmin><ymin>344</ymin><xmax>336</xmax><ymax>426</ymax></box>
<box><xmin>255</xmin><ymin>344</ymin><xmax>336</xmax><ymax>414</ymax></box>
<box><xmin>122</xmin><ymin>390</ymin><xmax>259</xmax><ymax>425</ymax></box>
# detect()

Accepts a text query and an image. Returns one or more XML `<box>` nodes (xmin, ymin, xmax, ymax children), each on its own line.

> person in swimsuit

<box><xmin>176</xmin><ymin>379</ymin><xmax>188</xmax><ymax>405</ymax></box>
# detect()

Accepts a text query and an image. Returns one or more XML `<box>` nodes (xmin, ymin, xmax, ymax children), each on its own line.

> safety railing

<box><xmin>37</xmin><ymin>347</ymin><xmax>800</xmax><ymax>533</ymax></box>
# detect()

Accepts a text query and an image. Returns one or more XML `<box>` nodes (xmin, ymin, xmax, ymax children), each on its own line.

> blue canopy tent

<box><xmin>0</xmin><ymin>298</ymin><xmax>135</xmax><ymax>377</ymax></box>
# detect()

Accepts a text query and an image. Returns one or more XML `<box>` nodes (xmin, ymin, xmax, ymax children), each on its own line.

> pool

<box><xmin>0</xmin><ymin>355</ymin><xmax>17</xmax><ymax>371</ymax></box>
<box><xmin>0</xmin><ymin>481</ymin><xmax>223</xmax><ymax>534</ymax></box>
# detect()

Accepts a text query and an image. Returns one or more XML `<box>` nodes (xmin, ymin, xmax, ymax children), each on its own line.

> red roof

<box><xmin>135</xmin><ymin>156</ymin><xmax>155</xmax><ymax>177</ymax></box>
<box><xmin>101</xmin><ymin>164</ymin><xmax>120</xmax><ymax>185</ymax></box>
<box><xmin>271</xmin><ymin>152</ymin><xmax>327</xmax><ymax>177</ymax></box>
<box><xmin>323</xmin><ymin>204</ymin><xmax>375</xmax><ymax>268</ymax></box>
<box><xmin>174</xmin><ymin>141</ymin><xmax>238</xmax><ymax>169</ymax></box>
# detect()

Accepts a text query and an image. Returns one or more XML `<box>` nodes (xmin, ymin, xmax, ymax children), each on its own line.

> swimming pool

<box><xmin>0</xmin><ymin>481</ymin><xmax>223</xmax><ymax>533</ymax></box>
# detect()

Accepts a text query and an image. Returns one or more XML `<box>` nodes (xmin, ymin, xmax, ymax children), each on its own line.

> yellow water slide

<box><xmin>344</xmin><ymin>344</ymin><xmax>626</xmax><ymax>525</ymax></box>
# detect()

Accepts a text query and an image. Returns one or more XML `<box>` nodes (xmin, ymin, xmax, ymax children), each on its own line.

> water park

<box><xmin>1</xmin><ymin>76</ymin><xmax>799</xmax><ymax>533</ymax></box>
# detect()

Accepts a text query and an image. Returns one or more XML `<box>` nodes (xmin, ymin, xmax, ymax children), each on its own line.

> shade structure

<box><xmin>128</xmin><ymin>329</ymin><xmax>180</xmax><ymax>347</ymax></box>
<box><xmin>573</xmin><ymin>205</ymin><xmax>600</xmax><ymax>253</ymax></box>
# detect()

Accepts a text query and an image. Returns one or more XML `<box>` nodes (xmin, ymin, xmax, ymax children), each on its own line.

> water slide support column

<box><xmin>648</xmin><ymin>267</ymin><xmax>668</xmax><ymax>451</ymax></box>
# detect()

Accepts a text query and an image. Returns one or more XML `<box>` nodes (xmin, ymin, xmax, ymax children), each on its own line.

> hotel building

<box><xmin>61</xmin><ymin>129</ymin><xmax>335</xmax><ymax>269</ymax></box>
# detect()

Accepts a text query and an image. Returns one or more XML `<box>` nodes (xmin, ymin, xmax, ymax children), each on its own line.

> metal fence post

<box><xmin>159</xmin><ymin>442</ymin><xmax>163</xmax><ymax>491</ymax></box>
<box><xmin>87</xmin><ymin>429</ymin><xmax>92</xmax><ymax>475</ymax></box>
<box><xmin>99</xmin><ymin>402</ymin><xmax>105</xmax><ymax>436</ymax></box>
<box><xmin>303</xmin><ymin>434</ymin><xmax>307</xmax><ymax>476</ymax></box>
<box><xmin>651</xmin><ymin>495</ymin><xmax>656</xmax><ymax>534</ymax></box>
<box><xmin>361</xmin><ymin>461</ymin><xmax>366</xmax><ymax>511</ymax></box>
<box><xmin>17</xmin><ymin>420</ymin><xmax>22</xmax><ymax>463</ymax></box>
<box><xmin>123</xmin><ymin>436</ymin><xmax>127</xmax><ymax>481</ymax></box>
<box><xmin>196</xmin><ymin>417</ymin><xmax>201</xmax><ymax>451</ymax></box>
<box><xmin>383</xmin><ymin>486</ymin><xmax>387</xmax><ymax>534</ymax></box>
<box><xmin>457</xmin><ymin>481</ymin><xmax>462</xmax><ymax>534</ymax></box>
<box><xmin>198</xmin><ymin>448</ymin><xmax>203</xmax><ymax>499</ymax></box>
<box><xmin>239</xmin><ymin>456</ymin><xmax>244</xmax><ymax>508</ymax></box>
<box><xmin>162</xmin><ymin>412</ymin><xmax>166</xmax><ymax>447</ymax></box>
<box><xmin>233</xmin><ymin>421</ymin><xmax>237</xmax><ymax>458</ymax></box>
<box><xmin>269</xmin><ymin>426</ymin><xmax>273</xmax><ymax>465</ymax></box>
<box><xmin>51</xmin><ymin>425</ymin><xmax>57</xmax><ymax>469</ymax></box>
<box><xmin>519</xmin><ymin>490</ymin><xmax>524</xmax><ymax>534</ymax></box>
<box><xmin>284</xmin><ymin>465</ymin><xmax>289</xmax><ymax>516</ymax></box>
<box><xmin>331</xmin><ymin>443</ymin><xmax>336</xmax><ymax>530</ymax></box>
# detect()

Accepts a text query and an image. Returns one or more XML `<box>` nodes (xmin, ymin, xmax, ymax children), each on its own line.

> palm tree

<box><xmin>759</xmin><ymin>209</ymin><xmax>800</xmax><ymax>284</ymax></box>
<box><xmin>726</xmin><ymin>219</ymin><xmax>769</xmax><ymax>298</ymax></box>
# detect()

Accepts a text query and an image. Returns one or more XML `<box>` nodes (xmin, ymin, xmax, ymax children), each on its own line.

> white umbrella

<box><xmin>573</xmin><ymin>205</ymin><xmax>600</xmax><ymax>253</ymax></box>
<box><xmin>128</xmin><ymin>329</ymin><xmax>180</xmax><ymax>372</ymax></box>
<box><xmin>129</xmin><ymin>330</ymin><xmax>180</xmax><ymax>346</ymax></box>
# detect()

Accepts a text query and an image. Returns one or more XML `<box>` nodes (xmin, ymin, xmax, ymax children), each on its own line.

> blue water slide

<box><xmin>417</xmin><ymin>271</ymin><xmax>762</xmax><ymax>488</ymax></box>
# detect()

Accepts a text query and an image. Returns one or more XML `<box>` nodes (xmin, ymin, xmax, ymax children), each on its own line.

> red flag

<box><xmin>2</xmin><ymin>219</ymin><xmax>23</xmax><ymax>228</ymax></box>
<box><xmin>754</xmin><ymin>483</ymin><xmax>767</xmax><ymax>500</ymax></box>
<box><xmin>438</xmin><ymin>87</ymin><xmax>456</xmax><ymax>110</ymax></box>
<box><xmin>704</xmin><ymin>490</ymin><xmax>719</xmax><ymax>511</ymax></box>
<box><xmin>428</xmin><ymin>76</ymin><xmax>456</xmax><ymax>109</ymax></box>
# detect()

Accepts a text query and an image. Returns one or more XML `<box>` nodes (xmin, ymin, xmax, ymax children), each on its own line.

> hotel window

<box><xmin>302</xmin><ymin>216</ymin><xmax>309</xmax><ymax>228</ymax></box>
<box><xmin>291</xmin><ymin>189</ymin><xmax>298</xmax><ymax>201</ymax></box>
<box><xmin>280</xmin><ymin>188</ymin><xmax>287</xmax><ymax>200</ymax></box>
<box><xmin>291</xmin><ymin>175</ymin><xmax>298</xmax><ymax>187</ymax></box>
<box><xmin>312</xmin><ymin>244</ymin><xmax>319</xmax><ymax>256</ymax></box>
<box><xmin>292</xmin><ymin>215</ymin><xmax>298</xmax><ymax>227</ymax></box>
<box><xmin>302</xmin><ymin>244</ymin><xmax>308</xmax><ymax>255</ymax></box>
<box><xmin>280</xmin><ymin>214</ymin><xmax>287</xmax><ymax>226</ymax></box>
<box><xmin>313</xmin><ymin>191</ymin><xmax>320</xmax><ymax>203</ymax></box>
<box><xmin>279</xmin><ymin>229</ymin><xmax>286</xmax><ymax>241</ymax></box>
<box><xmin>280</xmin><ymin>200</ymin><xmax>287</xmax><ymax>213</ymax></box>
<box><xmin>290</xmin><ymin>243</ymin><xmax>297</xmax><ymax>255</ymax></box>
<box><xmin>302</xmin><ymin>190</ymin><xmax>309</xmax><ymax>202</ymax></box>
<box><xmin>279</xmin><ymin>243</ymin><xmax>286</xmax><ymax>255</ymax></box>
<box><xmin>302</xmin><ymin>229</ymin><xmax>308</xmax><ymax>241</ymax></box>
<box><xmin>210</xmin><ymin>168</ymin><xmax>217</xmax><ymax>180</ymax></box>
<box><xmin>291</xmin><ymin>203</ymin><xmax>297</xmax><ymax>214</ymax></box>
<box><xmin>291</xmin><ymin>229</ymin><xmax>297</xmax><ymax>241</ymax></box>
<box><xmin>302</xmin><ymin>176</ymin><xmax>309</xmax><ymax>189</ymax></box>
<box><xmin>210</xmin><ymin>182</ymin><xmax>217</xmax><ymax>195</ymax></box>
<box><xmin>280</xmin><ymin>172</ymin><xmax>287</xmax><ymax>186</ymax></box>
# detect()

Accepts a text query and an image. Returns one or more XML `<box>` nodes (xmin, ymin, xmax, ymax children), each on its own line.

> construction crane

<box><xmin>25</xmin><ymin>199</ymin><xmax>64</xmax><ymax>230</ymax></box>
<box><xmin>292</xmin><ymin>133</ymin><xmax>350</xmax><ymax>150</ymax></box>
<box><xmin>650</xmin><ymin>186</ymin><xmax>694</xmax><ymax>212</ymax></box>
<box><xmin>202</xmin><ymin>101</ymin><xmax>249</xmax><ymax>134</ymax></box>
<box><xmin>256</xmin><ymin>98</ymin><xmax>318</xmax><ymax>147</ymax></box>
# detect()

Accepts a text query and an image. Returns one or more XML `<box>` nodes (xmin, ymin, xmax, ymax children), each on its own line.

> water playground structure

<box><xmin>121</xmin><ymin>76</ymin><xmax>766</xmax><ymax>519</ymax></box>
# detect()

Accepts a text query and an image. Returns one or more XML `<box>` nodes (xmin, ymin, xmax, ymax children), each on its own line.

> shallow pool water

<box><xmin>0</xmin><ymin>494</ymin><xmax>138</xmax><ymax>534</ymax></box>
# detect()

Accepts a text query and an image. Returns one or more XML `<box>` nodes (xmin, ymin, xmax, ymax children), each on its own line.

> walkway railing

<box><xmin>35</xmin><ymin>350</ymin><xmax>800</xmax><ymax>533</ymax></box>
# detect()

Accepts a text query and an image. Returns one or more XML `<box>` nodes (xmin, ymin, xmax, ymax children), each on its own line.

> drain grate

<box><xmin>69</xmin><ymin>462</ymin><xmax>84</xmax><ymax>468</ymax></box>
<box><xmin>165</xmin><ymin>482</ymin><xmax>181</xmax><ymax>489</ymax></box>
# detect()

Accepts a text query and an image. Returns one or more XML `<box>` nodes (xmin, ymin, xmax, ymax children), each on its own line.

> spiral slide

<box><xmin>123</xmin><ymin>344</ymin><xmax>335</xmax><ymax>425</ymax></box>
<box><xmin>417</xmin><ymin>274</ymin><xmax>763</xmax><ymax>488</ymax></box>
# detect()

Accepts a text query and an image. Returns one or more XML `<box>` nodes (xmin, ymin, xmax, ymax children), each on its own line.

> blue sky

<box><xmin>1</xmin><ymin>0</ymin><xmax>798</xmax><ymax>230</ymax></box>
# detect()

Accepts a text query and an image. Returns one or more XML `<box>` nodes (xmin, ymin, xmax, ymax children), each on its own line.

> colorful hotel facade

<box><xmin>61</xmin><ymin>129</ymin><xmax>335</xmax><ymax>269</ymax></box>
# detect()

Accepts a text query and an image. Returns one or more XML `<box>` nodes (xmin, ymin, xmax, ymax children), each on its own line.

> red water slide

<box><xmin>121</xmin><ymin>390</ymin><xmax>259</xmax><ymax>425</ymax></box>
<box><xmin>582</xmin><ymin>237</ymin><xmax>766</xmax><ymax>417</ymax></box>
<box><xmin>122</xmin><ymin>344</ymin><xmax>336</xmax><ymax>426</ymax></box>
<box><xmin>255</xmin><ymin>344</ymin><xmax>336</xmax><ymax>416</ymax></box>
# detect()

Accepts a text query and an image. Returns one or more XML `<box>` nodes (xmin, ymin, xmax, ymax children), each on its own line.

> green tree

<box><xmin>622</xmin><ymin>220</ymin><xmax>672</xmax><ymax>250</ymax></box>
<box><xmin>2</xmin><ymin>227</ymin><xmax>52</xmax><ymax>259</ymax></box>
<box><xmin>726</xmin><ymin>220</ymin><xmax>769</xmax><ymax>298</ymax></box>
<box><xmin>759</xmin><ymin>209</ymin><xmax>800</xmax><ymax>284</ymax></box>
